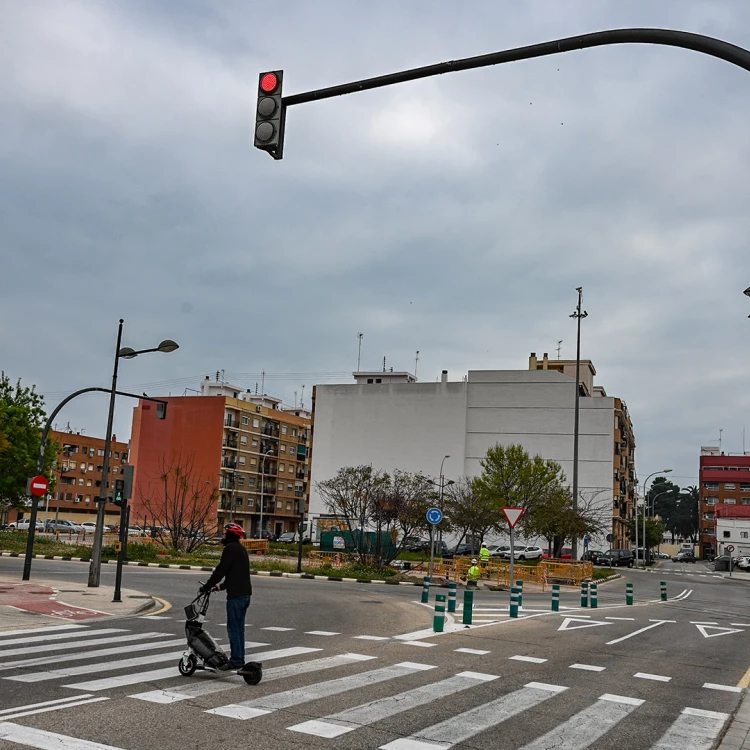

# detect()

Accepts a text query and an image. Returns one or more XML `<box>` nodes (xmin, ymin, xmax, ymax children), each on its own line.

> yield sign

<box><xmin>503</xmin><ymin>507</ymin><xmax>525</xmax><ymax>528</ymax></box>
<box><xmin>558</xmin><ymin>617</ymin><xmax>612</xmax><ymax>632</ymax></box>
<box><xmin>695</xmin><ymin>624</ymin><xmax>745</xmax><ymax>639</ymax></box>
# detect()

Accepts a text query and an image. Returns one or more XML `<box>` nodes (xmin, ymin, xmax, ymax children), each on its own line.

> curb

<box><xmin>595</xmin><ymin>573</ymin><xmax>622</xmax><ymax>585</ymax></box>
<box><xmin>0</xmin><ymin>552</ymin><xmax>422</xmax><ymax>586</ymax></box>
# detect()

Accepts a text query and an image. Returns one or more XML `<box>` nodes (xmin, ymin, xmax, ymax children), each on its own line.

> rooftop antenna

<box><xmin>415</xmin><ymin>350</ymin><xmax>420</xmax><ymax>378</ymax></box>
<box><xmin>719</xmin><ymin>428</ymin><xmax>723</xmax><ymax>452</ymax></box>
<box><xmin>357</xmin><ymin>333</ymin><xmax>363</xmax><ymax>371</ymax></box>
<box><xmin>294</xmin><ymin>390</ymin><xmax>298</xmax><ymax>408</ymax></box>
<box><xmin>744</xmin><ymin>424</ymin><xmax>746</xmax><ymax>453</ymax></box>
<box><xmin>255</xmin><ymin>382</ymin><xmax>258</xmax><ymax>395</ymax></box>
<box><xmin>261</xmin><ymin>369</ymin><xmax>265</xmax><ymax>395</ymax></box>
<box><xmin>216</xmin><ymin>370</ymin><xmax>220</xmax><ymax>382</ymax></box>
<box><xmin>301</xmin><ymin>384</ymin><xmax>305</xmax><ymax>409</ymax></box>
<box><xmin>556</xmin><ymin>340</ymin><xmax>563</xmax><ymax>360</ymax></box>
<box><xmin>382</xmin><ymin>356</ymin><xmax>386</xmax><ymax>373</ymax></box>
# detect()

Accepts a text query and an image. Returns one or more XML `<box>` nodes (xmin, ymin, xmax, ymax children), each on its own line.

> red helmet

<box><xmin>224</xmin><ymin>523</ymin><xmax>245</xmax><ymax>539</ymax></box>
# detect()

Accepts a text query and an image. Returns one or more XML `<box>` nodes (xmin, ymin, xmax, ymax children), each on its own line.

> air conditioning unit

<box><xmin>73</xmin><ymin>498</ymin><xmax>81</xmax><ymax>503</ymax></box>
<box><xmin>256</xmin><ymin>406</ymin><xmax>262</xmax><ymax>413</ymax></box>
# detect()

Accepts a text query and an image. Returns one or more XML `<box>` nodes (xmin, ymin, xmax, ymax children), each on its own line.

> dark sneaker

<box><xmin>229</xmin><ymin>662</ymin><xmax>244</xmax><ymax>670</ymax></box>
<box><xmin>216</xmin><ymin>662</ymin><xmax>234</xmax><ymax>672</ymax></box>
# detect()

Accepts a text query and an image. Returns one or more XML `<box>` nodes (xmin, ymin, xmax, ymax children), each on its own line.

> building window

<box><xmin>240</xmin><ymin>436</ymin><xmax>247</xmax><ymax>446</ymax></box>
<box><xmin>281</xmin><ymin>426</ymin><xmax>287</xmax><ymax>435</ymax></box>
<box><xmin>725</xmin><ymin>483</ymin><xmax>736</xmax><ymax>490</ymax></box>
<box><xmin>98</xmin><ymin>449</ymin><xmax>105</xmax><ymax>457</ymax></box>
<box><xmin>237</xmin><ymin>476</ymin><xmax>245</xmax><ymax>486</ymax></box>
<box><xmin>248</xmin><ymin>477</ymin><xmax>256</xmax><ymax>487</ymax></box>
<box><xmin>287</xmin><ymin>502</ymin><xmax>292</xmax><ymax>510</ymax></box>
<box><xmin>287</xmin><ymin>483</ymin><xmax>293</xmax><ymax>491</ymax></box>
<box><xmin>723</xmin><ymin>530</ymin><xmax>731</xmax><ymax>538</ymax></box>
<box><xmin>253</xmin><ymin>418</ymin><xmax>260</xmax><ymax>428</ymax></box>
<box><xmin>250</xmin><ymin>458</ymin><xmax>257</xmax><ymax>465</ymax></box>
<box><xmin>112</xmin><ymin>467</ymin><xmax>118</xmax><ymax>474</ymax></box>
<box><xmin>280</xmin><ymin>445</ymin><xmax>286</xmax><ymax>453</ymax></box>
<box><xmin>741</xmin><ymin>532</ymin><xmax>749</xmax><ymax>539</ymax></box>
<box><xmin>252</xmin><ymin>439</ymin><xmax>258</xmax><ymax>447</ymax></box>
<box><xmin>114</xmin><ymin>452</ymin><xmax>120</xmax><ymax>459</ymax></box>
<box><xmin>704</xmin><ymin>482</ymin><xmax>719</xmax><ymax>491</ymax></box>
<box><xmin>705</xmin><ymin>497</ymin><xmax>718</xmax><ymax>505</ymax></box>
<box><xmin>740</xmin><ymin>483</ymin><xmax>750</xmax><ymax>492</ymax></box>
<box><xmin>78</xmin><ymin>478</ymin><xmax>84</xmax><ymax>486</ymax></box>
<box><xmin>288</xmin><ymin>465</ymin><xmax>294</xmax><ymax>473</ymax></box>
<box><xmin>85</xmin><ymin>496</ymin><xmax>91</xmax><ymax>502</ymax></box>
<box><xmin>86</xmin><ymin>479</ymin><xmax>92</xmax><ymax>487</ymax></box>
<box><xmin>725</xmin><ymin>499</ymin><xmax>737</xmax><ymax>505</ymax></box>
<box><xmin>291</xmin><ymin>428</ymin><xmax>297</xmax><ymax>437</ymax></box>
<box><xmin>122</xmin><ymin>453</ymin><xmax>128</xmax><ymax>461</ymax></box>
<box><xmin>81</xmin><ymin>446</ymin><xmax>88</xmax><ymax>455</ymax></box>
<box><xmin>742</xmin><ymin>498</ymin><xmax>750</xmax><ymax>505</ymax></box>
<box><xmin>239</xmin><ymin>456</ymin><xmax>246</xmax><ymax>465</ymax></box>
<box><xmin>88</xmin><ymin>464</ymin><xmax>94</xmax><ymax>472</ymax></box>
<box><xmin>242</xmin><ymin>416</ymin><xmax>249</xmax><ymax>425</ymax></box>
<box><xmin>279</xmin><ymin>463</ymin><xmax>285</xmax><ymax>472</ymax></box>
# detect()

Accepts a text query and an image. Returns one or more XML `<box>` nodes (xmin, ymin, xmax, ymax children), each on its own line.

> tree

<box><xmin>0</xmin><ymin>373</ymin><xmax>59</xmax><ymax>510</ymax></box>
<box><xmin>138</xmin><ymin>454</ymin><xmax>220</xmax><ymax>552</ymax></box>
<box><xmin>672</xmin><ymin>487</ymin><xmax>699</xmax><ymax>542</ymax></box>
<box><xmin>648</xmin><ymin>476</ymin><xmax>681</xmax><ymax>537</ymax></box>
<box><xmin>443</xmin><ymin>477</ymin><xmax>497</xmax><ymax>553</ymax></box>
<box><xmin>382</xmin><ymin>470</ymin><xmax>437</xmax><ymax>563</ymax></box>
<box><xmin>627</xmin><ymin>515</ymin><xmax>664</xmax><ymax>550</ymax></box>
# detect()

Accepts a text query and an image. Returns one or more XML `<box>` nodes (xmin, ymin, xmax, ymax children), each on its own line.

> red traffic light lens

<box><xmin>260</xmin><ymin>73</ymin><xmax>278</xmax><ymax>93</ymax></box>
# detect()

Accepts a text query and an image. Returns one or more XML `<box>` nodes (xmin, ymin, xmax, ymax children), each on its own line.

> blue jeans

<box><xmin>226</xmin><ymin>595</ymin><xmax>251</xmax><ymax>666</ymax></box>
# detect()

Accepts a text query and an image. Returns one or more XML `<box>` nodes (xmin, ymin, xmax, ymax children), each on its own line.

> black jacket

<box><xmin>205</xmin><ymin>540</ymin><xmax>252</xmax><ymax>599</ymax></box>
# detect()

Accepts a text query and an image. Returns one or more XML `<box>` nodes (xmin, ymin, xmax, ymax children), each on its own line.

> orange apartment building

<box><xmin>129</xmin><ymin>377</ymin><xmax>311</xmax><ymax>538</ymax></box>
<box><xmin>24</xmin><ymin>430</ymin><xmax>130</xmax><ymax>526</ymax></box>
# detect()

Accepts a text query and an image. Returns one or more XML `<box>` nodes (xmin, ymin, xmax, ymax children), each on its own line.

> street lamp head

<box><xmin>743</xmin><ymin>286</ymin><xmax>750</xmax><ymax>297</ymax></box>
<box><xmin>157</xmin><ymin>339</ymin><xmax>179</xmax><ymax>353</ymax></box>
<box><xmin>446</xmin><ymin>480</ymin><xmax>455</xmax><ymax>486</ymax></box>
<box><xmin>662</xmin><ymin>469</ymin><xmax>673</xmax><ymax>474</ymax></box>
<box><xmin>118</xmin><ymin>347</ymin><xmax>137</xmax><ymax>359</ymax></box>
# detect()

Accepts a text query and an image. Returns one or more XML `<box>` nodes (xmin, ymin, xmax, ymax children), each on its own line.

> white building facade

<box><xmin>309</xmin><ymin>359</ymin><xmax>634</xmax><ymax>549</ymax></box>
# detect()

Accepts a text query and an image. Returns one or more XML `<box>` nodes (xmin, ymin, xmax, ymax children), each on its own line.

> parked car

<box><xmin>672</xmin><ymin>551</ymin><xmax>696</xmax><ymax>563</ymax></box>
<box><xmin>595</xmin><ymin>549</ymin><xmax>634</xmax><ymax>568</ymax></box>
<box><xmin>260</xmin><ymin>531</ymin><xmax>277</xmax><ymax>542</ymax></box>
<box><xmin>45</xmin><ymin>519</ymin><xmax>84</xmax><ymax>533</ymax></box>
<box><xmin>402</xmin><ymin>536</ymin><xmax>426</xmax><ymax>552</ymax></box>
<box><xmin>655</xmin><ymin>551</ymin><xmax>671</xmax><ymax>559</ymax></box>
<box><xmin>452</xmin><ymin>543</ymin><xmax>477</xmax><ymax>557</ymax></box>
<box><xmin>80</xmin><ymin>522</ymin><xmax>98</xmax><ymax>533</ymax></box>
<box><xmin>502</xmin><ymin>545</ymin><xmax>544</xmax><ymax>561</ymax></box>
<box><xmin>487</xmin><ymin>544</ymin><xmax>510</xmax><ymax>558</ymax></box>
<box><xmin>581</xmin><ymin>549</ymin><xmax>604</xmax><ymax>562</ymax></box>
<box><xmin>8</xmin><ymin>518</ymin><xmax>44</xmax><ymax>531</ymax></box>
<box><xmin>542</xmin><ymin>547</ymin><xmax>573</xmax><ymax>560</ymax></box>
<box><xmin>735</xmin><ymin>556</ymin><xmax>750</xmax><ymax>570</ymax></box>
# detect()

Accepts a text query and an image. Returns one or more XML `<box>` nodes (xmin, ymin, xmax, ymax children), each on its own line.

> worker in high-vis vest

<box><xmin>479</xmin><ymin>543</ymin><xmax>491</xmax><ymax>567</ymax></box>
<box><xmin>467</xmin><ymin>559</ymin><xmax>481</xmax><ymax>587</ymax></box>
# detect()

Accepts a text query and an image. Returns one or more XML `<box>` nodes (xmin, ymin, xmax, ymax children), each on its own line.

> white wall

<box><xmin>716</xmin><ymin>518</ymin><xmax>750</xmax><ymax>556</ymax></box>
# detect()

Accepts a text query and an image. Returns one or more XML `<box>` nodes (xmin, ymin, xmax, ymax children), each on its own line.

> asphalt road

<box><xmin>0</xmin><ymin>557</ymin><xmax>747</xmax><ymax>749</ymax></box>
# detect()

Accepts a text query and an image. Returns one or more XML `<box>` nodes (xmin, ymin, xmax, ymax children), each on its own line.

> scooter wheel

<box><xmin>178</xmin><ymin>654</ymin><xmax>197</xmax><ymax>677</ymax></box>
<box><xmin>242</xmin><ymin>666</ymin><xmax>262</xmax><ymax>685</ymax></box>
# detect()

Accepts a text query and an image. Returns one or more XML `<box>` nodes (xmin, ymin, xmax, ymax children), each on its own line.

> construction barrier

<box><xmin>433</xmin><ymin>594</ymin><xmax>446</xmax><ymax>632</ymax></box>
<box><xmin>241</xmin><ymin>539</ymin><xmax>270</xmax><ymax>556</ymax></box>
<box><xmin>306</xmin><ymin>550</ymin><xmax>354</xmax><ymax>567</ymax></box>
<box><xmin>462</xmin><ymin>589</ymin><xmax>474</xmax><ymax>625</ymax></box>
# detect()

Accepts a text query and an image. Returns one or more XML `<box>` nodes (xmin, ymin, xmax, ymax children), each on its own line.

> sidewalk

<box><xmin>0</xmin><ymin>576</ymin><xmax>157</xmax><ymax>632</ymax></box>
<box><xmin>719</xmin><ymin>692</ymin><xmax>750</xmax><ymax>749</ymax></box>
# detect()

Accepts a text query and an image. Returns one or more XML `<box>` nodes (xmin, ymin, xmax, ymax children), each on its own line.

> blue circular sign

<box><xmin>426</xmin><ymin>507</ymin><xmax>443</xmax><ymax>525</ymax></box>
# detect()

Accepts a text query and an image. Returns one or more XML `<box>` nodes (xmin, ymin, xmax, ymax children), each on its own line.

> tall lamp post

<box><xmin>569</xmin><ymin>287</ymin><xmax>588</xmax><ymax>560</ymax></box>
<box><xmin>257</xmin><ymin>448</ymin><xmax>274</xmax><ymax>539</ymax></box>
<box><xmin>438</xmin><ymin>455</ymin><xmax>450</xmax><ymax>550</ymax></box>
<box><xmin>88</xmin><ymin>320</ymin><xmax>179</xmax><ymax>588</ymax></box>
<box><xmin>639</xmin><ymin>469</ymin><xmax>672</xmax><ymax>569</ymax></box>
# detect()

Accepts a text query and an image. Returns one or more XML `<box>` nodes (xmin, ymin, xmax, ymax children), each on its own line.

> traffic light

<box><xmin>255</xmin><ymin>70</ymin><xmax>285</xmax><ymax>159</ymax></box>
<box><xmin>113</xmin><ymin>479</ymin><xmax>125</xmax><ymax>507</ymax></box>
<box><xmin>122</xmin><ymin>465</ymin><xmax>134</xmax><ymax>501</ymax></box>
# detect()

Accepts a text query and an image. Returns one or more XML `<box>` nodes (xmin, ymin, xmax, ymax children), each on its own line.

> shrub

<box><xmin>126</xmin><ymin>542</ymin><xmax>159</xmax><ymax>561</ymax></box>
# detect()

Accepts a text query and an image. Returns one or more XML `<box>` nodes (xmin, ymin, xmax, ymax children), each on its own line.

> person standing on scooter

<box><xmin>200</xmin><ymin>523</ymin><xmax>251</xmax><ymax>670</ymax></box>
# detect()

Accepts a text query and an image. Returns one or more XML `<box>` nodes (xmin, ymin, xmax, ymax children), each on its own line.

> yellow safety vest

<box><xmin>479</xmin><ymin>548</ymin><xmax>490</xmax><ymax>562</ymax></box>
<box><xmin>468</xmin><ymin>565</ymin><xmax>481</xmax><ymax>581</ymax></box>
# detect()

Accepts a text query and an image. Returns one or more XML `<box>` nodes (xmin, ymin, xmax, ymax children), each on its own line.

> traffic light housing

<box><xmin>113</xmin><ymin>479</ymin><xmax>125</xmax><ymax>507</ymax></box>
<box><xmin>255</xmin><ymin>70</ymin><xmax>285</xmax><ymax>159</ymax></box>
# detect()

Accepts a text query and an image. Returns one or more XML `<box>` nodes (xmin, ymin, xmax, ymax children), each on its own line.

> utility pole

<box><xmin>569</xmin><ymin>288</ymin><xmax>588</xmax><ymax>560</ymax></box>
<box><xmin>357</xmin><ymin>333</ymin><xmax>363</xmax><ymax>371</ymax></box>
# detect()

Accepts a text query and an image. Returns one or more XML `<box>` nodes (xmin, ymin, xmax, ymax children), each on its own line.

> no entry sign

<box><xmin>29</xmin><ymin>475</ymin><xmax>49</xmax><ymax>497</ymax></box>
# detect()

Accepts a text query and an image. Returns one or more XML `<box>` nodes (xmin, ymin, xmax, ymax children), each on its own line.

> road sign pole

<box><xmin>429</xmin><ymin>524</ymin><xmax>435</xmax><ymax>581</ymax></box>
<box><xmin>113</xmin><ymin>502</ymin><xmax>130</xmax><ymax>603</ymax></box>
<box><xmin>21</xmin><ymin>475</ymin><xmax>49</xmax><ymax>582</ymax></box>
<box><xmin>509</xmin><ymin>526</ymin><xmax>515</xmax><ymax>595</ymax></box>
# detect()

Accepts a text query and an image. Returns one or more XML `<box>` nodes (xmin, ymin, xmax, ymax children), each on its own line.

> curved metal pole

<box><xmin>283</xmin><ymin>28</ymin><xmax>750</xmax><ymax>108</ymax></box>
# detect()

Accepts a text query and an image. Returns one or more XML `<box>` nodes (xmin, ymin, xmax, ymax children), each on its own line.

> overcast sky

<box><xmin>2</xmin><ymin>0</ymin><xmax>750</xmax><ymax>488</ymax></box>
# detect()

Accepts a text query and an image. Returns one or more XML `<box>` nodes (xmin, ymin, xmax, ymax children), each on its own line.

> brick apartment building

<box><xmin>129</xmin><ymin>377</ymin><xmax>311</xmax><ymax>538</ymax></box>
<box><xmin>699</xmin><ymin>447</ymin><xmax>750</xmax><ymax>559</ymax></box>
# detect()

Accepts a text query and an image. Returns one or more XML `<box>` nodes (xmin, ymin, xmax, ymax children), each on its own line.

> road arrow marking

<box><xmin>695</xmin><ymin>625</ymin><xmax>745</xmax><ymax>639</ymax></box>
<box><xmin>557</xmin><ymin>617</ymin><xmax>612</xmax><ymax>632</ymax></box>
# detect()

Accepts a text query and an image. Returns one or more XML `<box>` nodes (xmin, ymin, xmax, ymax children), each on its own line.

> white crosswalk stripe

<box><xmin>0</xmin><ymin>628</ymin><xmax>126</xmax><ymax>650</ymax></box>
<box><xmin>518</xmin><ymin>693</ymin><xmax>644</xmax><ymax>750</ymax></box>
<box><xmin>0</xmin><ymin>632</ymin><xmax>172</xmax><ymax>662</ymax></box>
<box><xmin>0</xmin><ymin>721</ymin><xmax>123</xmax><ymax>749</ymax></box>
<box><xmin>288</xmin><ymin>671</ymin><xmax>498</xmax><ymax>738</ymax></box>
<box><xmin>379</xmin><ymin>681</ymin><xmax>567</xmax><ymax>749</ymax></box>
<box><xmin>651</xmin><ymin>707</ymin><xmax>730</xmax><ymax>750</ymax></box>
<box><xmin>207</xmin><ymin>661</ymin><xmax>436</xmax><ymax>720</ymax></box>
<box><xmin>130</xmin><ymin>653</ymin><xmax>376</xmax><ymax>704</ymax></box>
<box><xmin>0</xmin><ymin>623</ymin><xmax>87</xmax><ymax>638</ymax></box>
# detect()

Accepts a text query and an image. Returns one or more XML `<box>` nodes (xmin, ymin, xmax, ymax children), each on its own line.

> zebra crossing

<box><xmin>0</xmin><ymin>619</ymin><xmax>740</xmax><ymax>749</ymax></box>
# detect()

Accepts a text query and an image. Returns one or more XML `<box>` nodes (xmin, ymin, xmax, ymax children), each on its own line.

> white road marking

<box><xmin>0</xmin><ymin>628</ymin><xmax>125</xmax><ymax>649</ymax></box>
<box><xmin>67</xmin><ymin>646</ymin><xmax>322</xmax><ymax>691</ymax></box>
<box><xmin>262</xmin><ymin>626</ymin><xmax>295</xmax><ymax>631</ymax></box>
<box><xmin>634</xmin><ymin>672</ymin><xmax>671</xmax><ymax>682</ymax></box>
<box><xmin>288</xmin><ymin>671</ymin><xmax>497</xmax><ymax>738</ymax></box>
<box><xmin>305</xmin><ymin>631</ymin><xmax>341</xmax><ymax>636</ymax></box>
<box><xmin>606</xmin><ymin>620</ymin><xmax>671</xmax><ymax>645</ymax></box>
<box><xmin>207</xmin><ymin>661</ymin><xmax>436</xmax><ymax>720</ymax></box>
<box><xmin>651</xmin><ymin>706</ymin><xmax>729</xmax><ymax>750</ymax></box>
<box><xmin>402</xmin><ymin>641</ymin><xmax>437</xmax><ymax>648</ymax></box>
<box><xmin>379</xmin><ymin>682</ymin><xmax>567</xmax><ymax>750</ymax></box>
<box><xmin>732</xmin><ymin>623</ymin><xmax>750</xmax><ymax>627</ymax></box>
<box><xmin>558</xmin><ymin>617</ymin><xmax>611</xmax><ymax>632</ymax></box>
<box><xmin>131</xmin><ymin>653</ymin><xmax>376</xmax><ymax>704</ymax></box>
<box><xmin>455</xmin><ymin>648</ymin><xmax>491</xmax><ymax>655</ymax></box>
<box><xmin>0</xmin><ymin>697</ymin><xmax>110</xmax><ymax>722</ymax></box>
<box><xmin>509</xmin><ymin>656</ymin><xmax>547</xmax><ymax>664</ymax></box>
<box><xmin>690</xmin><ymin>621</ymin><xmax>718</xmax><ymax>625</ymax></box>
<box><xmin>354</xmin><ymin>636</ymin><xmax>390</xmax><ymax>641</ymax></box>
<box><xmin>0</xmin><ymin>694</ymin><xmax>97</xmax><ymax>716</ymax></box>
<box><xmin>703</xmin><ymin>682</ymin><xmax>743</xmax><ymax>693</ymax></box>
<box><xmin>0</xmin><ymin>624</ymin><xmax>86</xmax><ymax>638</ymax></box>
<box><xmin>0</xmin><ymin>721</ymin><xmax>123</xmax><ymax>749</ymax></box>
<box><xmin>570</xmin><ymin>664</ymin><xmax>605</xmax><ymax>672</ymax></box>
<box><xmin>0</xmin><ymin>637</ymin><xmax>186</xmax><ymax>671</ymax></box>
<box><xmin>518</xmin><ymin>693</ymin><xmax>644</xmax><ymax>749</ymax></box>
<box><xmin>695</xmin><ymin>625</ymin><xmax>745</xmax><ymax>639</ymax></box>
<box><xmin>0</xmin><ymin>632</ymin><xmax>173</xmax><ymax>662</ymax></box>
<box><xmin>139</xmin><ymin>615</ymin><xmax>172</xmax><ymax>619</ymax></box>
<box><xmin>605</xmin><ymin>617</ymin><xmax>635</xmax><ymax>621</ymax></box>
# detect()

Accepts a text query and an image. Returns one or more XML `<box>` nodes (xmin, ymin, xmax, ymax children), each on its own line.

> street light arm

<box><xmin>282</xmin><ymin>28</ymin><xmax>750</xmax><ymax>107</ymax></box>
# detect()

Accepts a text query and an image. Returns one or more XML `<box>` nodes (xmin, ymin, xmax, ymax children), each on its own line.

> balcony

<box><xmin>294</xmin><ymin>490</ymin><xmax>305</xmax><ymax>498</ymax></box>
<box><xmin>222</xmin><ymin>458</ymin><xmax>237</xmax><ymax>469</ymax></box>
<box><xmin>262</xmin><ymin>424</ymin><xmax>280</xmax><ymax>437</ymax></box>
<box><xmin>260</xmin><ymin>441</ymin><xmax>277</xmax><ymax>455</ymax></box>
<box><xmin>296</xmin><ymin>470</ymin><xmax>307</xmax><ymax>479</ymax></box>
<box><xmin>225</xmin><ymin>417</ymin><xmax>238</xmax><ymax>428</ymax></box>
<box><xmin>223</xmin><ymin>438</ymin><xmax>238</xmax><ymax>449</ymax></box>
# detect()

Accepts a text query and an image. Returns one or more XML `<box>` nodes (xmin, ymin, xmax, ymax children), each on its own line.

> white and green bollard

<box><xmin>516</xmin><ymin>579</ymin><xmax>523</xmax><ymax>609</ymax></box>
<box><xmin>551</xmin><ymin>583</ymin><xmax>560</xmax><ymax>612</ymax></box>
<box><xmin>626</xmin><ymin>582</ymin><xmax>634</xmax><ymax>605</ymax></box>
<box><xmin>462</xmin><ymin>589</ymin><xmax>474</xmax><ymax>625</ymax></box>
<box><xmin>581</xmin><ymin>581</ymin><xmax>589</xmax><ymax>607</ymax></box>
<box><xmin>590</xmin><ymin>582</ymin><xmax>598</xmax><ymax>609</ymax></box>
<box><xmin>433</xmin><ymin>593</ymin><xmax>446</xmax><ymax>632</ymax></box>
<box><xmin>448</xmin><ymin>582</ymin><xmax>457</xmax><ymax>613</ymax></box>
<box><xmin>421</xmin><ymin>576</ymin><xmax>431</xmax><ymax>604</ymax></box>
<box><xmin>510</xmin><ymin>586</ymin><xmax>520</xmax><ymax>618</ymax></box>
<box><xmin>660</xmin><ymin>580</ymin><xmax>667</xmax><ymax>601</ymax></box>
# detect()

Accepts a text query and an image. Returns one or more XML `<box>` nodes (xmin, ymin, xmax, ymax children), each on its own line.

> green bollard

<box><xmin>448</xmin><ymin>582</ymin><xmax>457</xmax><ymax>613</ymax></box>
<box><xmin>433</xmin><ymin>594</ymin><xmax>446</xmax><ymax>632</ymax></box>
<box><xmin>626</xmin><ymin>582</ymin><xmax>634</xmax><ymax>606</ymax></box>
<box><xmin>660</xmin><ymin>581</ymin><xmax>667</xmax><ymax>602</ymax></box>
<box><xmin>510</xmin><ymin>586</ymin><xmax>519</xmax><ymax>618</ymax></box>
<box><xmin>581</xmin><ymin>581</ymin><xmax>589</xmax><ymax>608</ymax></box>
<box><xmin>421</xmin><ymin>576</ymin><xmax>431</xmax><ymax>604</ymax></box>
<box><xmin>590</xmin><ymin>582</ymin><xmax>598</xmax><ymax>609</ymax></box>
<box><xmin>551</xmin><ymin>583</ymin><xmax>560</xmax><ymax>612</ymax></box>
<box><xmin>516</xmin><ymin>579</ymin><xmax>523</xmax><ymax>609</ymax></box>
<box><xmin>462</xmin><ymin>588</ymin><xmax>474</xmax><ymax>625</ymax></box>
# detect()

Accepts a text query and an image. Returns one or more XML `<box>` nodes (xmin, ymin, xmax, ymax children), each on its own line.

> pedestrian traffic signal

<box><xmin>255</xmin><ymin>70</ymin><xmax>285</xmax><ymax>159</ymax></box>
<box><xmin>113</xmin><ymin>479</ymin><xmax>126</xmax><ymax>507</ymax></box>
<box><xmin>122</xmin><ymin>465</ymin><xmax>134</xmax><ymax>501</ymax></box>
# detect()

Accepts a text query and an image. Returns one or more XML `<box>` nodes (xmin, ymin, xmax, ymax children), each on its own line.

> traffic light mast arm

<box><xmin>282</xmin><ymin>28</ymin><xmax>750</xmax><ymax>108</ymax></box>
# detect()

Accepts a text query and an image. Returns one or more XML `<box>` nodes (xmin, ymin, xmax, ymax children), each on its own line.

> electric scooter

<box><xmin>178</xmin><ymin>586</ymin><xmax>262</xmax><ymax>685</ymax></box>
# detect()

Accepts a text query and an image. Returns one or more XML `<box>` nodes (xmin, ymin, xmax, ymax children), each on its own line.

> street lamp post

<box><xmin>438</xmin><ymin>455</ymin><xmax>450</xmax><ymax>550</ymax></box>
<box><xmin>639</xmin><ymin>469</ymin><xmax>672</xmax><ymax>569</ymax></box>
<box><xmin>88</xmin><ymin>321</ymin><xmax>179</xmax><ymax>588</ymax></box>
<box><xmin>258</xmin><ymin>449</ymin><xmax>274</xmax><ymax>539</ymax></box>
<box><xmin>569</xmin><ymin>287</ymin><xmax>588</xmax><ymax>560</ymax></box>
